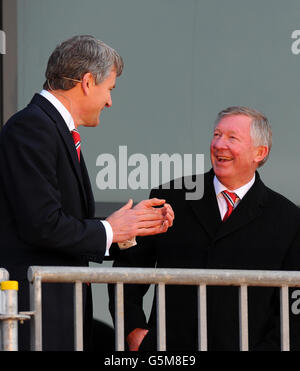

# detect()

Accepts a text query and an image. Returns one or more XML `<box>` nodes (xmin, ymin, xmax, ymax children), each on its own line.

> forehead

<box><xmin>215</xmin><ymin>114</ymin><xmax>252</xmax><ymax>136</ymax></box>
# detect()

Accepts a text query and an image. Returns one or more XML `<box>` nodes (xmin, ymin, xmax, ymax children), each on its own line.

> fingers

<box><xmin>107</xmin><ymin>197</ymin><xmax>174</xmax><ymax>242</ymax></box>
<box><xmin>136</xmin><ymin>219</ymin><xmax>167</xmax><ymax>229</ymax></box>
<box><xmin>136</xmin><ymin>222</ymin><xmax>169</xmax><ymax>236</ymax></box>
<box><xmin>164</xmin><ymin>203</ymin><xmax>174</xmax><ymax>217</ymax></box>
<box><xmin>161</xmin><ymin>203</ymin><xmax>174</xmax><ymax>227</ymax></box>
<box><xmin>165</xmin><ymin>212</ymin><xmax>173</xmax><ymax>227</ymax></box>
<box><xmin>134</xmin><ymin>201</ymin><xmax>174</xmax><ymax>227</ymax></box>
<box><xmin>135</xmin><ymin>198</ymin><xmax>166</xmax><ymax>209</ymax></box>
<box><xmin>162</xmin><ymin>203</ymin><xmax>174</xmax><ymax>218</ymax></box>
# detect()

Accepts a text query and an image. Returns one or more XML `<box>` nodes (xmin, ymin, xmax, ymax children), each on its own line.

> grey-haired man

<box><xmin>0</xmin><ymin>35</ymin><xmax>173</xmax><ymax>350</ymax></box>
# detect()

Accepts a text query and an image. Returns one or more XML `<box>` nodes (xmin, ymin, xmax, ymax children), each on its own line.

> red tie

<box><xmin>222</xmin><ymin>190</ymin><xmax>238</xmax><ymax>221</ymax></box>
<box><xmin>71</xmin><ymin>129</ymin><xmax>81</xmax><ymax>162</ymax></box>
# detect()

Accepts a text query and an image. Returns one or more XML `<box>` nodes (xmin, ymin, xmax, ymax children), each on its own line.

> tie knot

<box><xmin>221</xmin><ymin>190</ymin><xmax>238</xmax><ymax>222</ymax></box>
<box><xmin>221</xmin><ymin>190</ymin><xmax>238</xmax><ymax>207</ymax></box>
<box><xmin>71</xmin><ymin>128</ymin><xmax>80</xmax><ymax>141</ymax></box>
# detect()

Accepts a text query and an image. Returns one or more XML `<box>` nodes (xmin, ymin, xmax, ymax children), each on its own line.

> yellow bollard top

<box><xmin>1</xmin><ymin>281</ymin><xmax>18</xmax><ymax>291</ymax></box>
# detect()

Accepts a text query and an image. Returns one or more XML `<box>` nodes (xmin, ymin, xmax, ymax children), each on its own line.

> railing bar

<box><xmin>115</xmin><ymin>282</ymin><xmax>124</xmax><ymax>351</ymax></box>
<box><xmin>73</xmin><ymin>281</ymin><xmax>83</xmax><ymax>351</ymax></box>
<box><xmin>239</xmin><ymin>285</ymin><xmax>249</xmax><ymax>351</ymax></box>
<box><xmin>28</xmin><ymin>266</ymin><xmax>300</xmax><ymax>287</ymax></box>
<box><xmin>198</xmin><ymin>284</ymin><xmax>207</xmax><ymax>351</ymax></box>
<box><xmin>30</xmin><ymin>276</ymin><xmax>42</xmax><ymax>351</ymax></box>
<box><xmin>280</xmin><ymin>285</ymin><xmax>290</xmax><ymax>351</ymax></box>
<box><xmin>25</xmin><ymin>267</ymin><xmax>300</xmax><ymax>352</ymax></box>
<box><xmin>156</xmin><ymin>283</ymin><xmax>166</xmax><ymax>351</ymax></box>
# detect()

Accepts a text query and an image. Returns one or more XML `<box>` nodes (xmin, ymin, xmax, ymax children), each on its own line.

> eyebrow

<box><xmin>214</xmin><ymin>128</ymin><xmax>239</xmax><ymax>135</ymax></box>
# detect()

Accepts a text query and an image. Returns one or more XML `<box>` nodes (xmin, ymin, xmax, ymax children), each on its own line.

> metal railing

<box><xmin>27</xmin><ymin>266</ymin><xmax>300</xmax><ymax>351</ymax></box>
<box><xmin>0</xmin><ymin>268</ymin><xmax>9</xmax><ymax>351</ymax></box>
<box><xmin>0</xmin><ymin>269</ymin><xmax>31</xmax><ymax>351</ymax></box>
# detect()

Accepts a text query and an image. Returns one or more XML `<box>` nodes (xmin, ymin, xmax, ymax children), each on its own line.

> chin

<box><xmin>83</xmin><ymin>121</ymin><xmax>99</xmax><ymax>127</ymax></box>
<box><xmin>212</xmin><ymin>165</ymin><xmax>232</xmax><ymax>180</ymax></box>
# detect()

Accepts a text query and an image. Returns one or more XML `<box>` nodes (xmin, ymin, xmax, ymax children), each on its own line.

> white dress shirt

<box><xmin>40</xmin><ymin>89</ymin><xmax>113</xmax><ymax>254</ymax></box>
<box><xmin>213</xmin><ymin>174</ymin><xmax>256</xmax><ymax>220</ymax></box>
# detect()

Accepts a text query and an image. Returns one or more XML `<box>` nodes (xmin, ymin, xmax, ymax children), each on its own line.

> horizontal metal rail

<box><xmin>27</xmin><ymin>266</ymin><xmax>300</xmax><ymax>351</ymax></box>
<box><xmin>28</xmin><ymin>266</ymin><xmax>300</xmax><ymax>287</ymax></box>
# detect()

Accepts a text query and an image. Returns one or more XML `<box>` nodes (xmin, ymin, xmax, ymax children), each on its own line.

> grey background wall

<box><xmin>7</xmin><ymin>0</ymin><xmax>300</xmax><ymax>327</ymax></box>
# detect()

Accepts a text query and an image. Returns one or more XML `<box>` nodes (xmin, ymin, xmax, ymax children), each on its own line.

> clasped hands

<box><xmin>106</xmin><ymin>198</ymin><xmax>174</xmax><ymax>243</ymax></box>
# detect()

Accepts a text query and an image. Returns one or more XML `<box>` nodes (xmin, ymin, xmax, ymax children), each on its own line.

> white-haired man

<box><xmin>110</xmin><ymin>106</ymin><xmax>300</xmax><ymax>351</ymax></box>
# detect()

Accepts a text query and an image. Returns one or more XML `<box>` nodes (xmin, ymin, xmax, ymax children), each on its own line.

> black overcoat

<box><xmin>110</xmin><ymin>170</ymin><xmax>300</xmax><ymax>350</ymax></box>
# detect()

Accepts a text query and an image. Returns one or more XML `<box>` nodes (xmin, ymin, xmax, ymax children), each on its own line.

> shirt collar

<box><xmin>213</xmin><ymin>174</ymin><xmax>256</xmax><ymax>200</ymax></box>
<box><xmin>40</xmin><ymin>89</ymin><xmax>75</xmax><ymax>132</ymax></box>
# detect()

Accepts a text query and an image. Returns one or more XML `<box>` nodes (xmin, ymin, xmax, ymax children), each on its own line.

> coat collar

<box><xmin>188</xmin><ymin>169</ymin><xmax>267</xmax><ymax>240</ymax></box>
<box><xmin>29</xmin><ymin>94</ymin><xmax>89</xmax><ymax>212</ymax></box>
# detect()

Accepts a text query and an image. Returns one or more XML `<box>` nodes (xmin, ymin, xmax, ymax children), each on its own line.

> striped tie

<box><xmin>221</xmin><ymin>190</ymin><xmax>238</xmax><ymax>222</ymax></box>
<box><xmin>71</xmin><ymin>128</ymin><xmax>81</xmax><ymax>162</ymax></box>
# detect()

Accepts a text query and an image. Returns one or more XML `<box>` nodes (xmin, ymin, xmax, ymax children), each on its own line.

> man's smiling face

<box><xmin>210</xmin><ymin>114</ymin><xmax>262</xmax><ymax>189</ymax></box>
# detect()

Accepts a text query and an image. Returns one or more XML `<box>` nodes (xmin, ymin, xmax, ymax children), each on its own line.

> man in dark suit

<box><xmin>109</xmin><ymin>106</ymin><xmax>300</xmax><ymax>351</ymax></box>
<box><xmin>0</xmin><ymin>35</ymin><xmax>174</xmax><ymax>350</ymax></box>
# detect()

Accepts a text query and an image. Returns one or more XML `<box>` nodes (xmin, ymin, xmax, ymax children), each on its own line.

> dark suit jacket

<box><xmin>0</xmin><ymin>94</ymin><xmax>107</xmax><ymax>350</ymax></box>
<box><xmin>109</xmin><ymin>170</ymin><xmax>300</xmax><ymax>351</ymax></box>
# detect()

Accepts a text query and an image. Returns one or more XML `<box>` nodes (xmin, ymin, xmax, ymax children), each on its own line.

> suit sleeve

<box><xmin>0</xmin><ymin>118</ymin><xmax>106</xmax><ymax>261</ymax></box>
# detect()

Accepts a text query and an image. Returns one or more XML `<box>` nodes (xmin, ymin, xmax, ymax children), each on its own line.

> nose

<box><xmin>212</xmin><ymin>135</ymin><xmax>227</xmax><ymax>149</ymax></box>
<box><xmin>106</xmin><ymin>94</ymin><xmax>112</xmax><ymax>108</ymax></box>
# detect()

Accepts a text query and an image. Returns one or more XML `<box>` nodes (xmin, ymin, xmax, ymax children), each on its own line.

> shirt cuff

<box><xmin>101</xmin><ymin>220</ymin><xmax>113</xmax><ymax>256</ymax></box>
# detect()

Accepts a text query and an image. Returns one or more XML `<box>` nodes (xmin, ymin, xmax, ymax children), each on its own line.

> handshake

<box><xmin>106</xmin><ymin>198</ymin><xmax>174</xmax><ymax>243</ymax></box>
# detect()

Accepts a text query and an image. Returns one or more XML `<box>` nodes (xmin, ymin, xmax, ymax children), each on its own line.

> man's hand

<box><xmin>126</xmin><ymin>328</ymin><xmax>149</xmax><ymax>351</ymax></box>
<box><xmin>106</xmin><ymin>198</ymin><xmax>174</xmax><ymax>243</ymax></box>
<box><xmin>134</xmin><ymin>199</ymin><xmax>174</xmax><ymax>229</ymax></box>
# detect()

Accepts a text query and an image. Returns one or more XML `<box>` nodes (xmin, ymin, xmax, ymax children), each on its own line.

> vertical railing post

<box><xmin>280</xmin><ymin>285</ymin><xmax>290</xmax><ymax>351</ymax></box>
<box><xmin>74</xmin><ymin>281</ymin><xmax>83</xmax><ymax>351</ymax></box>
<box><xmin>0</xmin><ymin>281</ymin><xmax>19</xmax><ymax>351</ymax></box>
<box><xmin>0</xmin><ymin>269</ymin><xmax>9</xmax><ymax>351</ymax></box>
<box><xmin>115</xmin><ymin>282</ymin><xmax>124</xmax><ymax>351</ymax></box>
<box><xmin>239</xmin><ymin>285</ymin><xmax>249</xmax><ymax>351</ymax></box>
<box><xmin>30</xmin><ymin>276</ymin><xmax>42</xmax><ymax>351</ymax></box>
<box><xmin>198</xmin><ymin>284</ymin><xmax>207</xmax><ymax>351</ymax></box>
<box><xmin>156</xmin><ymin>283</ymin><xmax>166</xmax><ymax>351</ymax></box>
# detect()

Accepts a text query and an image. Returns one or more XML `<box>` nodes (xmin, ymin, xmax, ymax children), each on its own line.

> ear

<box><xmin>254</xmin><ymin>145</ymin><xmax>268</xmax><ymax>165</ymax></box>
<box><xmin>81</xmin><ymin>73</ymin><xmax>94</xmax><ymax>95</ymax></box>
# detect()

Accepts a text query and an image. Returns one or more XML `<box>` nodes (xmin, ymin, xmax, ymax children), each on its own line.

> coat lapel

<box><xmin>188</xmin><ymin>170</ymin><xmax>222</xmax><ymax>238</ymax></box>
<box><xmin>30</xmin><ymin>94</ymin><xmax>88</xmax><ymax>211</ymax></box>
<box><xmin>80</xmin><ymin>155</ymin><xmax>95</xmax><ymax>217</ymax></box>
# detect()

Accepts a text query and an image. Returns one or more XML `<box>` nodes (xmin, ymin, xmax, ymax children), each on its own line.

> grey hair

<box><xmin>214</xmin><ymin>106</ymin><xmax>272</xmax><ymax>167</ymax></box>
<box><xmin>43</xmin><ymin>35</ymin><xmax>123</xmax><ymax>90</ymax></box>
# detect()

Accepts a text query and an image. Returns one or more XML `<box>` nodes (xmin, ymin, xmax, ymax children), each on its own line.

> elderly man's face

<box><xmin>210</xmin><ymin>114</ymin><xmax>263</xmax><ymax>189</ymax></box>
